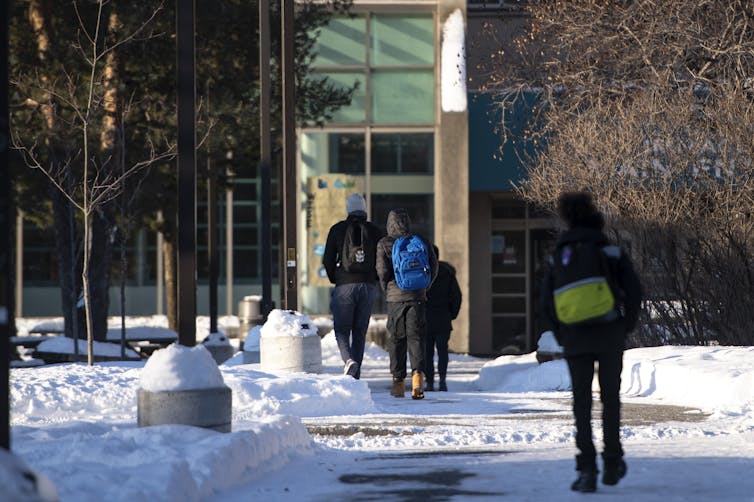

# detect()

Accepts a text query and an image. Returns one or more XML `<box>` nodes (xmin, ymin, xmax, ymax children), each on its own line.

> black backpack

<box><xmin>341</xmin><ymin>220</ymin><xmax>375</xmax><ymax>274</ymax></box>
<box><xmin>550</xmin><ymin>241</ymin><xmax>620</xmax><ymax>326</ymax></box>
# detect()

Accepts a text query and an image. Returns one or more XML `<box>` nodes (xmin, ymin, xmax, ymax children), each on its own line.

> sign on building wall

<box><xmin>306</xmin><ymin>173</ymin><xmax>365</xmax><ymax>287</ymax></box>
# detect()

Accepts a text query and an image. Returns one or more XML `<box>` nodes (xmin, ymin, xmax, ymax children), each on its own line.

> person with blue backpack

<box><xmin>376</xmin><ymin>208</ymin><xmax>438</xmax><ymax>399</ymax></box>
<box><xmin>540</xmin><ymin>191</ymin><xmax>642</xmax><ymax>493</ymax></box>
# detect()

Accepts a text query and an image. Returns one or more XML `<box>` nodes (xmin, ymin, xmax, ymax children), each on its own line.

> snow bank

<box><xmin>243</xmin><ymin>326</ymin><xmax>262</xmax><ymax>351</ymax></box>
<box><xmin>223</xmin><ymin>367</ymin><xmax>376</xmax><ymax>418</ymax></box>
<box><xmin>36</xmin><ymin>337</ymin><xmax>140</xmax><ymax>359</ymax></box>
<box><xmin>622</xmin><ymin>346</ymin><xmax>754</xmax><ymax>414</ymax></box>
<box><xmin>476</xmin><ymin>346</ymin><xmax>754</xmax><ymax>416</ymax></box>
<box><xmin>13</xmin><ymin>417</ymin><xmax>311</xmax><ymax>502</ymax></box>
<box><xmin>475</xmin><ymin>352</ymin><xmax>571</xmax><ymax>392</ymax></box>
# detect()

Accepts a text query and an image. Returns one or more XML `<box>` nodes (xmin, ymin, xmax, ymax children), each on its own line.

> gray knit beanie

<box><xmin>346</xmin><ymin>193</ymin><xmax>367</xmax><ymax>214</ymax></box>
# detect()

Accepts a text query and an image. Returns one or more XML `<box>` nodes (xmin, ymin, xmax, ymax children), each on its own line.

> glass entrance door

<box><xmin>491</xmin><ymin>229</ymin><xmax>527</xmax><ymax>353</ymax></box>
<box><xmin>490</xmin><ymin>225</ymin><xmax>556</xmax><ymax>355</ymax></box>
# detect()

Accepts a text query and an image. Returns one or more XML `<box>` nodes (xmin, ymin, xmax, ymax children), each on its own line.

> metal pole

<box><xmin>15</xmin><ymin>212</ymin><xmax>22</xmax><ymax>318</ymax></box>
<box><xmin>281</xmin><ymin>0</ymin><xmax>297</xmax><ymax>310</ymax></box>
<box><xmin>176</xmin><ymin>0</ymin><xmax>197</xmax><ymax>346</ymax></box>
<box><xmin>260</xmin><ymin>0</ymin><xmax>273</xmax><ymax>318</ymax></box>
<box><xmin>156</xmin><ymin>211</ymin><xmax>164</xmax><ymax>315</ymax></box>
<box><xmin>206</xmin><ymin>82</ymin><xmax>218</xmax><ymax>333</ymax></box>
<box><xmin>208</xmin><ymin>166</ymin><xmax>218</xmax><ymax>333</ymax></box>
<box><xmin>225</xmin><ymin>183</ymin><xmax>233</xmax><ymax>316</ymax></box>
<box><xmin>1</xmin><ymin>0</ymin><xmax>13</xmax><ymax>449</ymax></box>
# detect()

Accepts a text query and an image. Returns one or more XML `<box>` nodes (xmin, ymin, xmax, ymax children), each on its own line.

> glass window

<box><xmin>314</xmin><ymin>17</ymin><xmax>367</xmax><ymax>66</ymax></box>
<box><xmin>23</xmin><ymin>250</ymin><xmax>58</xmax><ymax>283</ymax></box>
<box><xmin>492</xmin><ymin>316</ymin><xmax>527</xmax><ymax>354</ymax></box>
<box><xmin>492</xmin><ymin>198</ymin><xmax>526</xmax><ymax>219</ymax></box>
<box><xmin>301</xmin><ymin>132</ymin><xmax>366</xmax><ymax>177</ymax></box>
<box><xmin>371</xmin><ymin>70</ymin><xmax>434</xmax><ymax>125</ymax></box>
<box><xmin>371</xmin><ymin>15</ymin><xmax>434</xmax><ymax>66</ymax></box>
<box><xmin>233</xmin><ymin>205</ymin><xmax>258</xmax><ymax>225</ymax></box>
<box><xmin>232</xmin><ymin>181</ymin><xmax>258</xmax><ymax>202</ymax></box>
<box><xmin>491</xmin><ymin>230</ymin><xmax>525</xmax><ymax>273</ymax></box>
<box><xmin>311</xmin><ymin>71</ymin><xmax>367</xmax><ymax>124</ymax></box>
<box><xmin>301</xmin><ymin>132</ymin><xmax>367</xmax><ymax>289</ymax></box>
<box><xmin>372</xmin><ymin>133</ymin><xmax>434</xmax><ymax>174</ymax></box>
<box><xmin>492</xmin><ymin>276</ymin><xmax>525</xmax><ymax>294</ymax></box>
<box><xmin>371</xmin><ymin>194</ymin><xmax>434</xmax><ymax>239</ymax></box>
<box><xmin>234</xmin><ymin>249</ymin><xmax>259</xmax><ymax>279</ymax></box>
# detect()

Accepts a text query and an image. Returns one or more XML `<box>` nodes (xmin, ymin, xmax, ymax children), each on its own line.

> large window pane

<box><xmin>301</xmin><ymin>132</ymin><xmax>365</xmax><ymax>177</ymax></box>
<box><xmin>314</xmin><ymin>17</ymin><xmax>367</xmax><ymax>66</ymax></box>
<box><xmin>372</xmin><ymin>70</ymin><xmax>434</xmax><ymax>125</ymax></box>
<box><xmin>301</xmin><ymin>132</ymin><xmax>366</xmax><ymax>290</ymax></box>
<box><xmin>371</xmin><ymin>194</ymin><xmax>434</xmax><ymax>239</ymax></box>
<box><xmin>371</xmin><ymin>15</ymin><xmax>434</xmax><ymax>66</ymax></box>
<box><xmin>371</xmin><ymin>133</ymin><xmax>434</xmax><ymax>174</ymax></box>
<box><xmin>311</xmin><ymin>71</ymin><xmax>366</xmax><ymax>124</ymax></box>
<box><xmin>491</xmin><ymin>230</ymin><xmax>525</xmax><ymax>273</ymax></box>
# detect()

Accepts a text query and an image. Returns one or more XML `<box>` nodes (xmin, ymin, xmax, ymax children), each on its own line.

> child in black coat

<box><xmin>424</xmin><ymin>245</ymin><xmax>462</xmax><ymax>391</ymax></box>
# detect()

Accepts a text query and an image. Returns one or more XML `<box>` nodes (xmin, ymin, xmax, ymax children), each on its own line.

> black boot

<box><xmin>571</xmin><ymin>470</ymin><xmax>597</xmax><ymax>493</ymax></box>
<box><xmin>438</xmin><ymin>376</ymin><xmax>447</xmax><ymax>391</ymax></box>
<box><xmin>602</xmin><ymin>458</ymin><xmax>627</xmax><ymax>485</ymax></box>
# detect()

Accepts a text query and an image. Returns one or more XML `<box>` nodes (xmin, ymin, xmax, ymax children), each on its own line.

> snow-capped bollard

<box><xmin>138</xmin><ymin>344</ymin><xmax>232</xmax><ymax>432</ymax></box>
<box><xmin>260</xmin><ymin>309</ymin><xmax>322</xmax><ymax>373</ymax></box>
<box><xmin>242</xmin><ymin>325</ymin><xmax>261</xmax><ymax>364</ymax></box>
<box><xmin>202</xmin><ymin>332</ymin><xmax>236</xmax><ymax>365</ymax></box>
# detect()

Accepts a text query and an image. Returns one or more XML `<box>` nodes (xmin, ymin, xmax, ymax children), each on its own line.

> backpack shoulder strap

<box><xmin>602</xmin><ymin>245</ymin><xmax>621</xmax><ymax>259</ymax></box>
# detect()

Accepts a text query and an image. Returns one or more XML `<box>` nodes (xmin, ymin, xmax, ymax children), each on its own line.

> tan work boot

<box><xmin>390</xmin><ymin>379</ymin><xmax>405</xmax><ymax>398</ymax></box>
<box><xmin>411</xmin><ymin>371</ymin><xmax>425</xmax><ymax>400</ymax></box>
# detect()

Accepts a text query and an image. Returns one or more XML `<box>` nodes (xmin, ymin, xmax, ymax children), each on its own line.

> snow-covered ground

<box><xmin>8</xmin><ymin>316</ymin><xmax>754</xmax><ymax>501</ymax></box>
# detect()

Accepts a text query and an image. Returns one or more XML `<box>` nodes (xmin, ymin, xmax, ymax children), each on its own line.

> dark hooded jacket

<box><xmin>540</xmin><ymin>227</ymin><xmax>642</xmax><ymax>356</ymax></box>
<box><xmin>322</xmin><ymin>212</ymin><xmax>384</xmax><ymax>285</ymax></box>
<box><xmin>376</xmin><ymin>209</ymin><xmax>439</xmax><ymax>302</ymax></box>
<box><xmin>426</xmin><ymin>258</ymin><xmax>462</xmax><ymax>334</ymax></box>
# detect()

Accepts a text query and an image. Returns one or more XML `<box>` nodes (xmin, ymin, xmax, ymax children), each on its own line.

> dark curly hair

<box><xmin>557</xmin><ymin>191</ymin><xmax>604</xmax><ymax>230</ymax></box>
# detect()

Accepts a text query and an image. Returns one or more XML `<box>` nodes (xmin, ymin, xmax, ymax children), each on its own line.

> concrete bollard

<box><xmin>202</xmin><ymin>333</ymin><xmax>236</xmax><ymax>365</ymax></box>
<box><xmin>138</xmin><ymin>344</ymin><xmax>232</xmax><ymax>432</ymax></box>
<box><xmin>260</xmin><ymin>335</ymin><xmax>322</xmax><ymax>373</ymax></box>
<box><xmin>137</xmin><ymin>386</ymin><xmax>232</xmax><ymax>432</ymax></box>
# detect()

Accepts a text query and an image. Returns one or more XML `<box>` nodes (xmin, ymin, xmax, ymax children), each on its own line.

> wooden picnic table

<box><xmin>105</xmin><ymin>327</ymin><xmax>178</xmax><ymax>357</ymax></box>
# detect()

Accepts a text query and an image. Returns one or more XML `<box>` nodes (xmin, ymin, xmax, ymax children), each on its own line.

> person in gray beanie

<box><xmin>323</xmin><ymin>193</ymin><xmax>385</xmax><ymax>379</ymax></box>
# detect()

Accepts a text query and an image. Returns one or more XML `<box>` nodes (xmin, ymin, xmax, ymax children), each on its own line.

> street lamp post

<box><xmin>1</xmin><ymin>0</ymin><xmax>13</xmax><ymax>449</ymax></box>
<box><xmin>260</xmin><ymin>0</ymin><xmax>273</xmax><ymax>319</ymax></box>
<box><xmin>176</xmin><ymin>0</ymin><xmax>197</xmax><ymax>346</ymax></box>
<box><xmin>281</xmin><ymin>0</ymin><xmax>297</xmax><ymax>310</ymax></box>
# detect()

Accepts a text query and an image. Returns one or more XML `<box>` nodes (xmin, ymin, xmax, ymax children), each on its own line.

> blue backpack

<box><xmin>392</xmin><ymin>235</ymin><xmax>431</xmax><ymax>290</ymax></box>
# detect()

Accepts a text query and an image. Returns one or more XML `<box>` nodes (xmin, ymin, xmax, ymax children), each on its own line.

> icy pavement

<box><xmin>213</xmin><ymin>354</ymin><xmax>750</xmax><ymax>501</ymax></box>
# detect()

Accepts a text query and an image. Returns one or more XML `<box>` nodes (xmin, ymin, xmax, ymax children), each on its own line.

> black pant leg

<box><xmin>387</xmin><ymin>302</ymin><xmax>408</xmax><ymax>380</ymax></box>
<box><xmin>435</xmin><ymin>330</ymin><xmax>450</xmax><ymax>381</ymax></box>
<box><xmin>567</xmin><ymin>353</ymin><xmax>598</xmax><ymax>470</ymax></box>
<box><xmin>424</xmin><ymin>330</ymin><xmax>436</xmax><ymax>382</ymax></box>
<box><xmin>406</xmin><ymin>302</ymin><xmax>426</xmax><ymax>375</ymax></box>
<box><xmin>597</xmin><ymin>350</ymin><xmax>624</xmax><ymax>460</ymax></box>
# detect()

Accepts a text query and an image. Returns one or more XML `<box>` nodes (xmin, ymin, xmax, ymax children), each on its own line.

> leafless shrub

<box><xmin>488</xmin><ymin>0</ymin><xmax>754</xmax><ymax>345</ymax></box>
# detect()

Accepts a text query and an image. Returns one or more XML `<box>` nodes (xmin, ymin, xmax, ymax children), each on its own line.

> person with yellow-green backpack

<box><xmin>540</xmin><ymin>191</ymin><xmax>642</xmax><ymax>493</ymax></box>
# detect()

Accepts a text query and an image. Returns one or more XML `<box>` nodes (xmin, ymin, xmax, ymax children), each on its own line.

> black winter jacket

<box><xmin>376</xmin><ymin>209</ymin><xmax>438</xmax><ymax>302</ymax></box>
<box><xmin>426</xmin><ymin>261</ymin><xmax>462</xmax><ymax>334</ymax></box>
<box><xmin>540</xmin><ymin>227</ymin><xmax>642</xmax><ymax>356</ymax></box>
<box><xmin>322</xmin><ymin>213</ymin><xmax>384</xmax><ymax>285</ymax></box>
